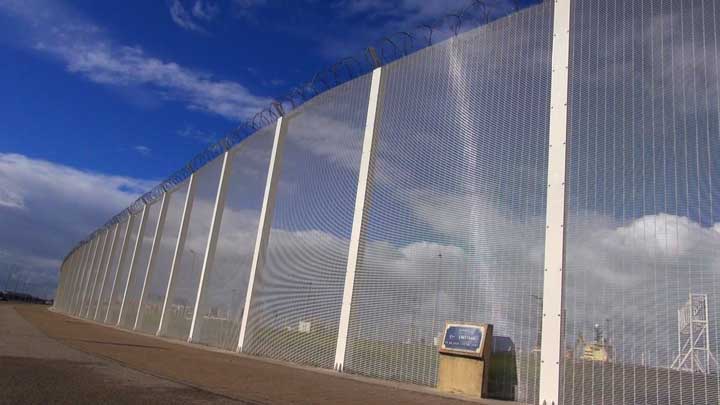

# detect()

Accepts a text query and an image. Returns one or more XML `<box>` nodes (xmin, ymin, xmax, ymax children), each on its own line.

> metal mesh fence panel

<box><xmin>119</xmin><ymin>201</ymin><xmax>162</xmax><ymax>329</ymax></box>
<box><xmin>74</xmin><ymin>236</ymin><xmax>99</xmax><ymax>316</ymax></box>
<box><xmin>137</xmin><ymin>181</ymin><xmax>189</xmax><ymax>334</ymax></box>
<box><xmin>193</xmin><ymin>126</ymin><xmax>274</xmax><ymax>350</ymax></box>
<box><xmin>107</xmin><ymin>213</ymin><xmax>142</xmax><ymax>324</ymax></box>
<box><xmin>97</xmin><ymin>219</ymin><xmax>128</xmax><ymax>321</ymax></box>
<box><xmin>58</xmin><ymin>250</ymin><xmax>78</xmax><ymax>312</ymax></box>
<box><xmin>162</xmin><ymin>158</ymin><xmax>223</xmax><ymax>340</ymax></box>
<box><xmin>57</xmin><ymin>252</ymin><xmax>73</xmax><ymax>312</ymax></box>
<box><xmin>65</xmin><ymin>246</ymin><xmax>85</xmax><ymax>314</ymax></box>
<box><xmin>87</xmin><ymin>229</ymin><xmax>113</xmax><ymax>318</ymax></box>
<box><xmin>562</xmin><ymin>1</ymin><xmax>720</xmax><ymax>403</ymax></box>
<box><xmin>243</xmin><ymin>75</ymin><xmax>371</xmax><ymax>368</ymax></box>
<box><xmin>81</xmin><ymin>232</ymin><xmax>106</xmax><ymax>317</ymax></box>
<box><xmin>343</xmin><ymin>3</ymin><xmax>553</xmax><ymax>403</ymax></box>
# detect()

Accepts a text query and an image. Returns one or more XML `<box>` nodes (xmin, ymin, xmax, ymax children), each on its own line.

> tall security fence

<box><xmin>53</xmin><ymin>1</ymin><xmax>720</xmax><ymax>404</ymax></box>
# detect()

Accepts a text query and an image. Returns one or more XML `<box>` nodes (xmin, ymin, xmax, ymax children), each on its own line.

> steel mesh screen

<box><xmin>82</xmin><ymin>232</ymin><xmax>107</xmax><ymax>317</ymax></box>
<box><xmin>162</xmin><ymin>157</ymin><xmax>223</xmax><ymax>340</ymax></box>
<box><xmin>243</xmin><ymin>75</ymin><xmax>371</xmax><ymax>368</ymax></box>
<box><xmin>87</xmin><ymin>229</ymin><xmax>113</xmax><ymax>318</ymax></box>
<box><xmin>69</xmin><ymin>244</ymin><xmax>90</xmax><ymax>314</ymax></box>
<box><xmin>137</xmin><ymin>181</ymin><xmax>189</xmax><ymax>334</ymax></box>
<box><xmin>343</xmin><ymin>4</ymin><xmax>553</xmax><ymax>403</ymax></box>
<box><xmin>562</xmin><ymin>1</ymin><xmax>720</xmax><ymax>403</ymax></box>
<box><xmin>193</xmin><ymin>126</ymin><xmax>274</xmax><ymax>350</ymax></box>
<box><xmin>98</xmin><ymin>220</ymin><xmax>128</xmax><ymax>321</ymax></box>
<box><xmin>107</xmin><ymin>213</ymin><xmax>141</xmax><ymax>324</ymax></box>
<box><xmin>58</xmin><ymin>250</ymin><xmax>79</xmax><ymax>312</ymax></box>
<box><xmin>119</xmin><ymin>201</ymin><xmax>162</xmax><ymax>329</ymax></box>
<box><xmin>75</xmin><ymin>236</ymin><xmax>99</xmax><ymax>316</ymax></box>
<box><xmin>58</xmin><ymin>250</ymin><xmax>76</xmax><ymax>312</ymax></box>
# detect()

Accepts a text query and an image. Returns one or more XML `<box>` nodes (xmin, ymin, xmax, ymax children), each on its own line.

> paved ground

<box><xmin>1</xmin><ymin>304</ymin><xmax>501</xmax><ymax>404</ymax></box>
<box><xmin>0</xmin><ymin>303</ymin><xmax>239</xmax><ymax>404</ymax></box>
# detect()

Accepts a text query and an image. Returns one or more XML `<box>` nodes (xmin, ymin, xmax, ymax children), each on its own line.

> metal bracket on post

<box><xmin>94</xmin><ymin>223</ymin><xmax>120</xmax><ymax>320</ymax></box>
<box><xmin>539</xmin><ymin>0</ymin><xmax>572</xmax><ymax>404</ymax></box>
<box><xmin>188</xmin><ymin>151</ymin><xmax>233</xmax><ymax>343</ymax></box>
<box><xmin>104</xmin><ymin>215</ymin><xmax>136</xmax><ymax>323</ymax></box>
<box><xmin>237</xmin><ymin>116</ymin><xmax>288</xmax><ymax>352</ymax></box>
<box><xmin>157</xmin><ymin>173</ymin><xmax>197</xmax><ymax>336</ymax></box>
<box><xmin>133</xmin><ymin>191</ymin><xmax>170</xmax><ymax>330</ymax></box>
<box><xmin>118</xmin><ymin>203</ymin><xmax>149</xmax><ymax>326</ymax></box>
<box><xmin>333</xmin><ymin>67</ymin><xmax>383</xmax><ymax>372</ymax></box>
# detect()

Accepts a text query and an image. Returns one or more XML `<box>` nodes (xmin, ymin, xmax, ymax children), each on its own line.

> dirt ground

<box><xmin>2</xmin><ymin>303</ymin><xmax>509</xmax><ymax>404</ymax></box>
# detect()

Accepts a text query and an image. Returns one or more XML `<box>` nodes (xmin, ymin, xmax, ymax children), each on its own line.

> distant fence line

<box><xmin>55</xmin><ymin>1</ymin><xmax>720</xmax><ymax>404</ymax></box>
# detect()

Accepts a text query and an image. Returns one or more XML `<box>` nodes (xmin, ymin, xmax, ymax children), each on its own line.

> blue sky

<box><xmin>1</xmin><ymin>0</ymin><xmax>481</xmax><ymax>180</ymax></box>
<box><xmin>0</xmin><ymin>0</ymin><xmax>537</xmax><ymax>298</ymax></box>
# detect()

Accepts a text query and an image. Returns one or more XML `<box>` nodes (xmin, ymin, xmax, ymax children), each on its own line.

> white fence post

<box><xmin>237</xmin><ymin>117</ymin><xmax>288</xmax><ymax>352</ymax></box>
<box><xmin>538</xmin><ymin>0</ymin><xmax>572</xmax><ymax>404</ymax></box>
<box><xmin>133</xmin><ymin>191</ymin><xmax>170</xmax><ymax>330</ymax></box>
<box><xmin>118</xmin><ymin>203</ymin><xmax>149</xmax><ymax>326</ymax></box>
<box><xmin>157</xmin><ymin>173</ymin><xmax>197</xmax><ymax>336</ymax></box>
<box><xmin>104</xmin><ymin>214</ymin><xmax>136</xmax><ymax>323</ymax></box>
<box><xmin>94</xmin><ymin>223</ymin><xmax>120</xmax><ymax>320</ymax></box>
<box><xmin>188</xmin><ymin>151</ymin><xmax>233</xmax><ymax>343</ymax></box>
<box><xmin>333</xmin><ymin>67</ymin><xmax>383</xmax><ymax>371</ymax></box>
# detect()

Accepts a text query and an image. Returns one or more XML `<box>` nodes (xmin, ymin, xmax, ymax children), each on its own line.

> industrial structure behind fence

<box><xmin>53</xmin><ymin>1</ymin><xmax>720</xmax><ymax>403</ymax></box>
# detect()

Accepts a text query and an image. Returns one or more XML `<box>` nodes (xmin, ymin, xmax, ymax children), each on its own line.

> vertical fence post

<box><xmin>94</xmin><ymin>223</ymin><xmax>120</xmax><ymax>320</ymax></box>
<box><xmin>133</xmin><ymin>191</ymin><xmax>170</xmax><ymax>330</ymax></box>
<box><xmin>333</xmin><ymin>67</ymin><xmax>383</xmax><ymax>371</ymax></box>
<box><xmin>188</xmin><ymin>151</ymin><xmax>233</xmax><ymax>343</ymax></box>
<box><xmin>76</xmin><ymin>237</ymin><xmax>99</xmax><ymax>315</ymax></box>
<box><xmin>157</xmin><ymin>173</ymin><xmax>197</xmax><ymax>336</ymax></box>
<box><xmin>237</xmin><ymin>117</ymin><xmax>288</xmax><ymax>352</ymax></box>
<box><xmin>118</xmin><ymin>203</ymin><xmax>149</xmax><ymax>326</ymax></box>
<box><xmin>104</xmin><ymin>214</ymin><xmax>135</xmax><ymax>323</ymax></box>
<box><xmin>85</xmin><ymin>230</ymin><xmax>109</xmax><ymax>318</ymax></box>
<box><xmin>539</xmin><ymin>0</ymin><xmax>572</xmax><ymax>404</ymax></box>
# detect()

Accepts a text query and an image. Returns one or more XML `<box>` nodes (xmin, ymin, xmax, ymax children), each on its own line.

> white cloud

<box><xmin>192</xmin><ymin>0</ymin><xmax>220</xmax><ymax>21</ymax></box>
<box><xmin>169</xmin><ymin>0</ymin><xmax>207</xmax><ymax>33</ymax></box>
<box><xmin>133</xmin><ymin>145</ymin><xmax>152</xmax><ymax>156</ymax></box>
<box><xmin>0</xmin><ymin>0</ymin><xmax>270</xmax><ymax>121</ymax></box>
<box><xmin>0</xmin><ymin>153</ymin><xmax>154</xmax><ymax>297</ymax></box>
<box><xmin>177</xmin><ymin>125</ymin><xmax>217</xmax><ymax>144</ymax></box>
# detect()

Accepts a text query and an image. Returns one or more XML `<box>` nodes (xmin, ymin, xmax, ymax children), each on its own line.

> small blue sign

<box><xmin>444</xmin><ymin>326</ymin><xmax>482</xmax><ymax>352</ymax></box>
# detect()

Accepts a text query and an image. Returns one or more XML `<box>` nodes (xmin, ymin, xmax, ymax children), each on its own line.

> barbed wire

<box><xmin>63</xmin><ymin>0</ymin><xmax>543</xmax><ymax>261</ymax></box>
